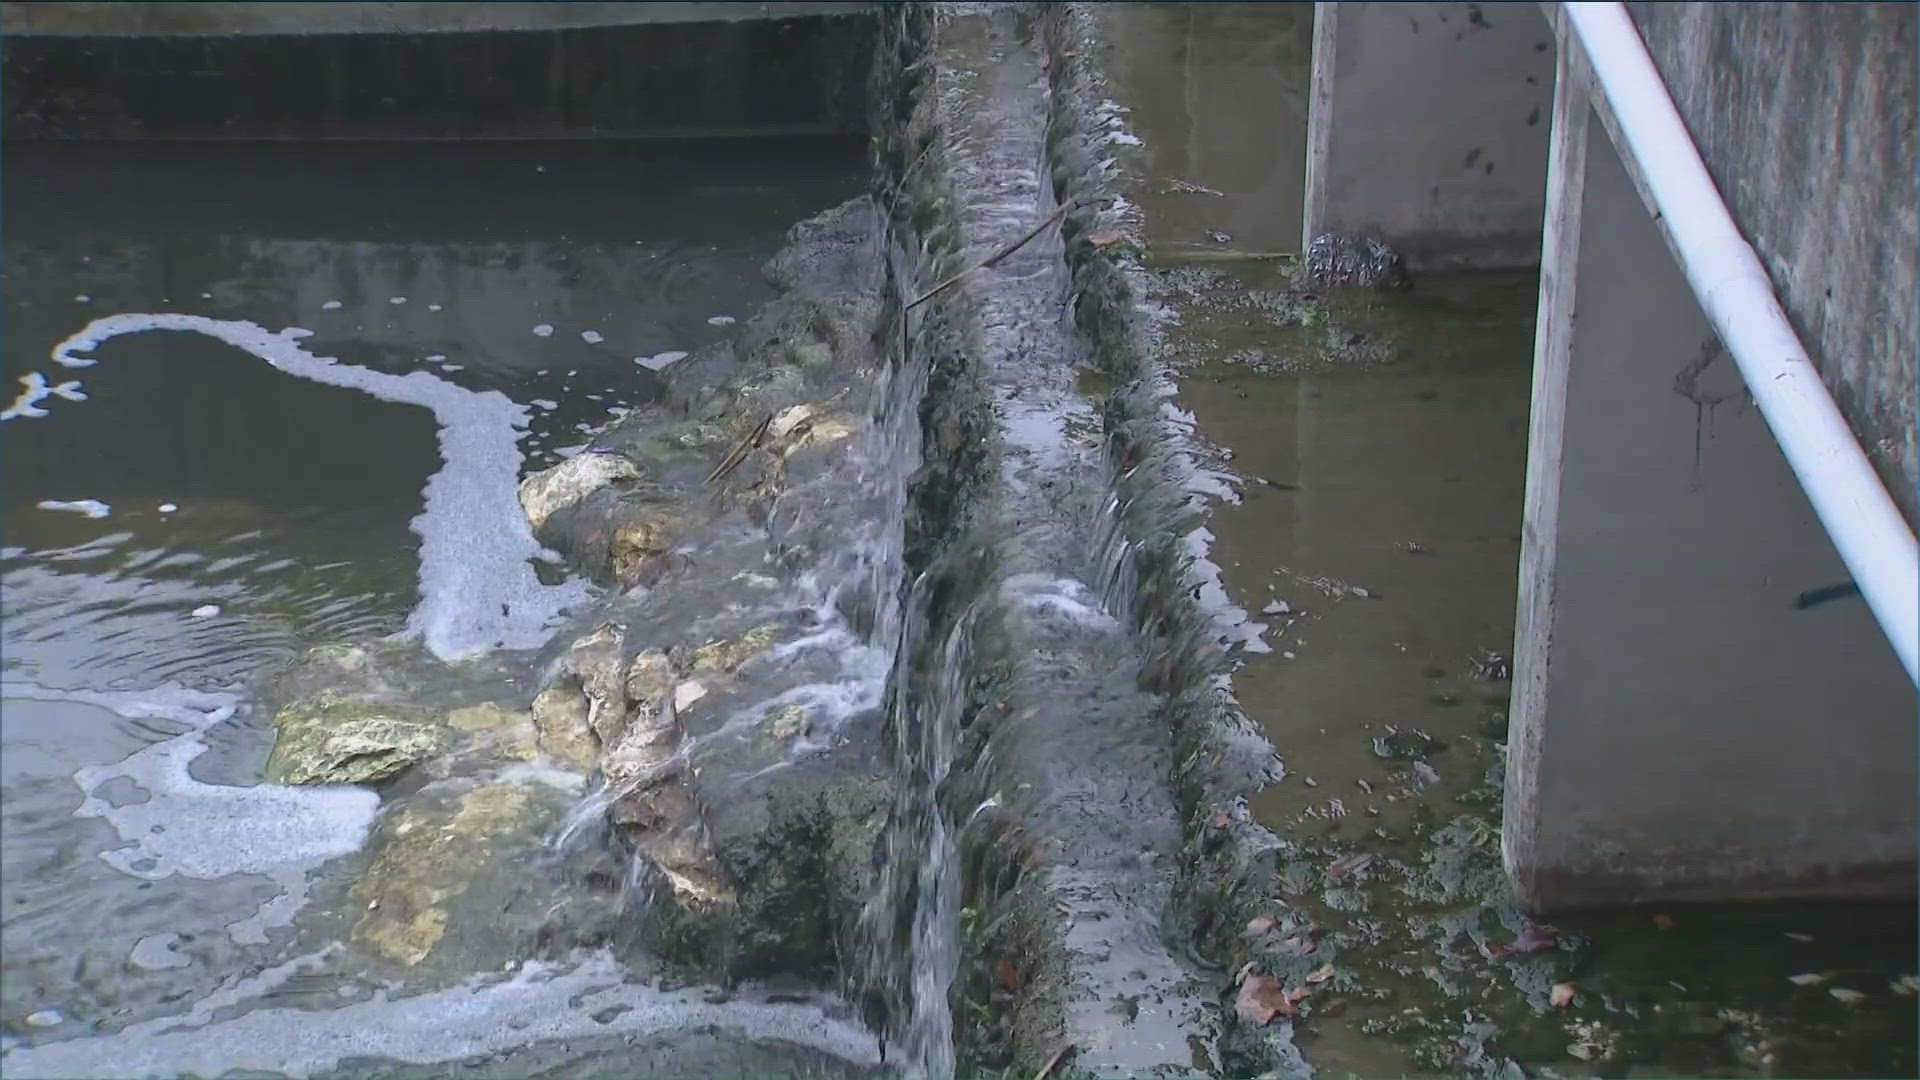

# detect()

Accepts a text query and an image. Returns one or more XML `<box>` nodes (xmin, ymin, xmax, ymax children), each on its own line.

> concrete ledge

<box><xmin>2</xmin><ymin>11</ymin><xmax>877</xmax><ymax>140</ymax></box>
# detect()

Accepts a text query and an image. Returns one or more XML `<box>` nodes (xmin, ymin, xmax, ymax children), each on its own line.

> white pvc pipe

<box><xmin>1564</xmin><ymin>1</ymin><xmax>1920</xmax><ymax>683</ymax></box>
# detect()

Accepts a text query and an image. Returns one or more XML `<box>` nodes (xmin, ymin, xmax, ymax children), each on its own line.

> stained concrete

<box><xmin>1626</xmin><ymin>2</ymin><xmax>1919</xmax><ymax>527</ymax></box>
<box><xmin>1302</xmin><ymin>1</ymin><xmax>1555</xmax><ymax>270</ymax></box>
<box><xmin>1</xmin><ymin>3</ymin><xmax>876</xmax><ymax>36</ymax></box>
<box><xmin>1504</xmin><ymin>35</ymin><xmax>1917</xmax><ymax>910</ymax></box>
<box><xmin>2</xmin><ymin>5</ymin><xmax>877</xmax><ymax>140</ymax></box>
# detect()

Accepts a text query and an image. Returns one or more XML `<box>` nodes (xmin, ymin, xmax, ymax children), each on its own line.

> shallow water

<box><xmin>0</xmin><ymin>138</ymin><xmax>870</xmax><ymax>1072</ymax></box>
<box><xmin>1089</xmin><ymin>2</ymin><xmax>1919</xmax><ymax>1073</ymax></box>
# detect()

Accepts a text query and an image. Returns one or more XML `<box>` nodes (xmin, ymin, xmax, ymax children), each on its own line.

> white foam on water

<box><xmin>389</xmin><ymin>297</ymin><xmax>408</xmax><ymax>305</ymax></box>
<box><xmin>158</xmin><ymin>503</ymin><xmax>179</xmax><ymax>513</ymax></box>
<box><xmin>73</xmin><ymin>294</ymin><xmax>91</xmax><ymax>303</ymax></box>
<box><xmin>46</xmin><ymin>314</ymin><xmax>593</xmax><ymax>660</ymax></box>
<box><xmin>37</xmin><ymin>499</ymin><xmax>111</xmax><ymax>519</ymax></box>
<box><xmin>707</xmin><ymin>315</ymin><xmax>736</xmax><ymax>326</ymax></box>
<box><xmin>190</xmin><ymin>604</ymin><xmax>221</xmax><ymax>618</ymax></box>
<box><xmin>427</xmin><ymin>304</ymin><xmax>443</xmax><ymax>312</ymax></box>
<box><xmin>532</xmin><ymin>323</ymin><xmax>555</xmax><ymax>338</ymax></box>
<box><xmin>1</xmin><ymin>683</ymin><xmax>381</xmax><ymax>945</ymax></box>
<box><xmin>320</xmin><ymin>300</ymin><xmax>343</xmax><ymax>310</ymax></box>
<box><xmin>2</xmin><ymin>371</ymin><xmax>88</xmax><ymax>421</ymax></box>
<box><xmin>580</xmin><ymin>330</ymin><xmax>604</xmax><ymax>344</ymax></box>
<box><xmin>0</xmin><ymin>950</ymin><xmax>882</xmax><ymax>1079</ymax></box>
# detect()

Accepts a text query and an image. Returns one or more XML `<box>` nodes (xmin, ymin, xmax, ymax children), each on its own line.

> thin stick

<box><xmin>1034</xmin><ymin>1043</ymin><xmax>1077</xmax><ymax>1080</ymax></box>
<box><xmin>907</xmin><ymin>198</ymin><xmax>1081</xmax><ymax>311</ymax></box>
<box><xmin>704</xmin><ymin>412</ymin><xmax>774</xmax><ymax>485</ymax></box>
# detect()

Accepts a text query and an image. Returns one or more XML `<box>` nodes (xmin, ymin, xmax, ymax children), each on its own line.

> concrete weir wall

<box><xmin>1</xmin><ymin>2</ymin><xmax>878</xmax><ymax>140</ymax></box>
<box><xmin>1307</xmin><ymin>2</ymin><xmax>1917</xmax><ymax>907</ymax></box>
<box><xmin>1504</xmin><ymin>6</ymin><xmax>1918</xmax><ymax>909</ymax></box>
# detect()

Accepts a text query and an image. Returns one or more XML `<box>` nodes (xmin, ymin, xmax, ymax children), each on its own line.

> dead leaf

<box><xmin>1305</xmin><ymin>963</ymin><xmax>1335</xmax><ymax>986</ymax></box>
<box><xmin>1245</xmin><ymin>915</ymin><xmax>1278</xmax><ymax>937</ymax></box>
<box><xmin>1830</xmin><ymin>987</ymin><xmax>1866</xmax><ymax>1006</ymax></box>
<box><xmin>1651</xmin><ymin>913</ymin><xmax>1676</xmax><ymax>930</ymax></box>
<box><xmin>1088</xmin><ymin>230</ymin><xmax>1127</xmax><ymax>249</ymax></box>
<box><xmin>1486</xmin><ymin>918</ymin><xmax>1560</xmax><ymax>959</ymax></box>
<box><xmin>1550</xmin><ymin>982</ymin><xmax>1576</xmax><ymax>1008</ymax></box>
<box><xmin>1325</xmin><ymin>852</ymin><xmax>1376</xmax><ymax>880</ymax></box>
<box><xmin>998</xmin><ymin>959</ymin><xmax>1020</xmax><ymax>992</ymax></box>
<box><xmin>1235</xmin><ymin>973</ymin><xmax>1296</xmax><ymax>1025</ymax></box>
<box><xmin>1788</xmin><ymin>972</ymin><xmax>1827</xmax><ymax>987</ymax></box>
<box><xmin>1285</xmin><ymin>986</ymin><xmax>1313</xmax><ymax>1006</ymax></box>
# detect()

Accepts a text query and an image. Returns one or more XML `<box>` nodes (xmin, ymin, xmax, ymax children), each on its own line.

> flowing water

<box><xmin>0</xmin><ymin>138</ymin><xmax>896</xmax><ymax>1076</ymax></box>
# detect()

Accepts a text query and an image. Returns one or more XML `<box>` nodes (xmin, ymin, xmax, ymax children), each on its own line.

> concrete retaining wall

<box><xmin>2</xmin><ymin>6</ymin><xmax>877</xmax><ymax>140</ymax></box>
<box><xmin>1627</xmin><ymin>2</ymin><xmax>1918</xmax><ymax>526</ymax></box>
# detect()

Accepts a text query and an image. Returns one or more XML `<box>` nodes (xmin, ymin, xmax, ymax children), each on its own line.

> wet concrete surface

<box><xmin>0</xmin><ymin>137</ymin><xmax>871</xmax><ymax>1072</ymax></box>
<box><xmin>1093</xmin><ymin>3</ymin><xmax>1920</xmax><ymax>1076</ymax></box>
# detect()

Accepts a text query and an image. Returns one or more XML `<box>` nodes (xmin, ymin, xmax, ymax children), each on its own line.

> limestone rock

<box><xmin>531</xmin><ymin>683</ymin><xmax>598</xmax><ymax>770</ymax></box>
<box><xmin>624</xmin><ymin>649</ymin><xmax>676</xmax><ymax>712</ymax></box>
<box><xmin>687</xmin><ymin>624</ymin><xmax>781</xmax><ymax>677</ymax></box>
<box><xmin>351</xmin><ymin>784</ymin><xmax>533</xmax><ymax>966</ymax></box>
<box><xmin>266</xmin><ymin>700</ymin><xmax>447</xmax><ymax>785</ymax></box>
<box><xmin>518</xmin><ymin>451</ymin><xmax>641</xmax><ymax>531</ymax></box>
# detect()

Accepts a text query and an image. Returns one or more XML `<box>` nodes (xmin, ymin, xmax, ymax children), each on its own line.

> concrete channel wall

<box><xmin>1627</xmin><ymin>1</ymin><xmax>1919</xmax><ymax>527</ymax></box>
<box><xmin>1</xmin><ymin>2</ymin><xmax>879</xmax><ymax>140</ymax></box>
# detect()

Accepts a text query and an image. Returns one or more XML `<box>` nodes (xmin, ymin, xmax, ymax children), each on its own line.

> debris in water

<box><xmin>389</xmin><ymin>297</ymin><xmax>407</xmax><ymax>305</ymax></box>
<box><xmin>322</xmin><ymin>300</ymin><xmax>342</xmax><ymax>310</ymax></box>
<box><xmin>1261</xmin><ymin>599</ymin><xmax>1292</xmax><ymax>615</ymax></box>
<box><xmin>581</xmin><ymin>330</ymin><xmax>604</xmax><ymax>344</ymax></box>
<box><xmin>37</xmin><ymin>499</ymin><xmax>110</xmax><ymax>519</ymax></box>
<box><xmin>1034</xmin><ymin>1044</ymin><xmax>1078</xmax><ymax>1080</ymax></box>
<box><xmin>1305</xmin><ymin>964</ymin><xmax>1335</xmax><ymax>986</ymax></box>
<box><xmin>158</xmin><ymin>503</ymin><xmax>178</xmax><ymax>513</ymax></box>
<box><xmin>1891</xmin><ymin>974</ymin><xmax>1919</xmax><ymax>996</ymax></box>
<box><xmin>24</xmin><ymin>1010</ymin><xmax>63</xmax><ymax>1028</ymax></box>
<box><xmin>190</xmin><ymin>605</ymin><xmax>221</xmax><ymax>619</ymax></box>
<box><xmin>1208</xmin><ymin>230</ymin><xmax>1232</xmax><ymax>243</ymax></box>
<box><xmin>1551</xmin><ymin>982</ymin><xmax>1577</xmax><ymax>1008</ymax></box>
<box><xmin>74</xmin><ymin>294</ymin><xmax>91</xmax><ymax>303</ymax></box>
<box><xmin>707</xmin><ymin>315</ymin><xmax>737</xmax><ymax>326</ymax></box>
<box><xmin>1787</xmin><ymin>972</ymin><xmax>1826</xmax><ymax>986</ymax></box>
<box><xmin>1784</xmin><ymin>931</ymin><xmax>1815</xmax><ymax>943</ymax></box>
<box><xmin>1830</xmin><ymin>987</ymin><xmax>1866</xmax><ymax>1005</ymax></box>
<box><xmin>1164</xmin><ymin>178</ymin><xmax>1226</xmax><ymax>197</ymax></box>
<box><xmin>1651</xmin><ymin>913</ymin><xmax>1676</xmax><ymax>930</ymax></box>
<box><xmin>1088</xmin><ymin>230</ymin><xmax>1127</xmax><ymax>248</ymax></box>
<box><xmin>1235</xmin><ymin>972</ymin><xmax>1297</xmax><ymax>1025</ymax></box>
<box><xmin>1486</xmin><ymin>918</ymin><xmax>1560</xmax><ymax>958</ymax></box>
<box><xmin>428</xmin><ymin>304</ymin><xmax>443</xmax><ymax>312</ymax></box>
<box><xmin>533</xmin><ymin>324</ymin><xmax>555</xmax><ymax>337</ymax></box>
<box><xmin>1326</xmin><ymin>852</ymin><xmax>1375</xmax><ymax>880</ymax></box>
<box><xmin>1303</xmin><ymin>776</ymin><xmax>1318</xmax><ymax>787</ymax></box>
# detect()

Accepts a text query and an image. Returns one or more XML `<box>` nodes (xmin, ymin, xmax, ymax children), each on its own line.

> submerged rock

<box><xmin>531</xmin><ymin>683</ymin><xmax>599</xmax><ymax>770</ymax></box>
<box><xmin>266</xmin><ymin>699</ymin><xmax>447</xmax><ymax>785</ymax></box>
<box><xmin>1304</xmin><ymin>232</ymin><xmax>1409</xmax><ymax>289</ymax></box>
<box><xmin>351</xmin><ymin>783</ymin><xmax>536</xmax><ymax>966</ymax></box>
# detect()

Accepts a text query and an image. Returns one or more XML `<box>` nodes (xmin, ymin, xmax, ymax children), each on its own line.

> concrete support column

<box><xmin>1302</xmin><ymin>2</ymin><xmax>1555</xmax><ymax>270</ymax></box>
<box><xmin>1503</xmin><ymin>28</ymin><xmax>1917</xmax><ymax>910</ymax></box>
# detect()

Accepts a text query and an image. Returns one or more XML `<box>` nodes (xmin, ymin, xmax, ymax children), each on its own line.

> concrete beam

<box><xmin>1503</xmin><ymin>25</ymin><xmax>1917</xmax><ymax>910</ymax></box>
<box><xmin>1302</xmin><ymin>1</ymin><xmax>1556</xmax><ymax>270</ymax></box>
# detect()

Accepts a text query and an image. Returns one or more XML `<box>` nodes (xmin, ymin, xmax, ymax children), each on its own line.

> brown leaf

<box><xmin>1325</xmin><ymin>852</ymin><xmax>1376</xmax><ymax>880</ymax></box>
<box><xmin>1235</xmin><ymin>973</ymin><xmax>1296</xmax><ymax>1026</ymax></box>
<box><xmin>1651</xmin><ymin>913</ymin><xmax>1676</xmax><ymax>930</ymax></box>
<box><xmin>1245</xmin><ymin>915</ymin><xmax>1278</xmax><ymax>937</ymax></box>
<box><xmin>998</xmin><ymin>959</ymin><xmax>1020</xmax><ymax>992</ymax></box>
<box><xmin>1304</xmin><ymin>963</ymin><xmax>1335</xmax><ymax>986</ymax></box>
<box><xmin>1285</xmin><ymin>986</ymin><xmax>1313</xmax><ymax>1005</ymax></box>
<box><xmin>1088</xmin><ymin>230</ymin><xmax>1127</xmax><ymax>249</ymax></box>
<box><xmin>1486</xmin><ymin>918</ymin><xmax>1560</xmax><ymax>959</ymax></box>
<box><xmin>1550</xmin><ymin>982</ymin><xmax>1576</xmax><ymax>1008</ymax></box>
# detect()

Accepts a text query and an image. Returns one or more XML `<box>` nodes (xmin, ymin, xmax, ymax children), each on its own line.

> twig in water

<box><xmin>1034</xmin><ymin>1043</ymin><xmax>1078</xmax><ymax>1080</ymax></box>
<box><xmin>704</xmin><ymin>412</ymin><xmax>774</xmax><ymax>485</ymax></box>
<box><xmin>907</xmin><ymin>198</ymin><xmax>1083</xmax><ymax>311</ymax></box>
